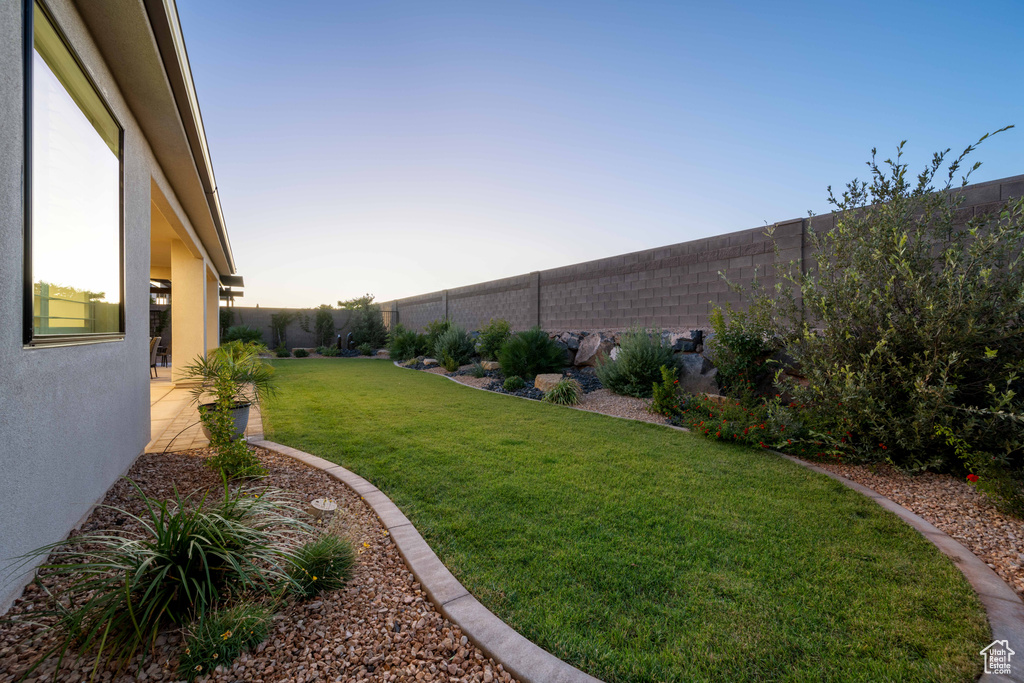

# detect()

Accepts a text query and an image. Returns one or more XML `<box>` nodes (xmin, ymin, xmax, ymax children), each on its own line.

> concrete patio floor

<box><xmin>148</xmin><ymin>365</ymin><xmax>263</xmax><ymax>453</ymax></box>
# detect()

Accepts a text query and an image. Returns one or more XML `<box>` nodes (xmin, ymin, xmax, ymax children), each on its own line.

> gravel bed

<box><xmin>483</xmin><ymin>379</ymin><xmax>545</xmax><ymax>401</ymax></box>
<box><xmin>562</xmin><ymin>368</ymin><xmax>602</xmax><ymax>394</ymax></box>
<box><xmin>0</xmin><ymin>448</ymin><xmax>519</xmax><ymax>683</ymax></box>
<box><xmin>805</xmin><ymin>459</ymin><xmax>1024</xmax><ymax>599</ymax></box>
<box><xmin>574</xmin><ymin>388</ymin><xmax>665</xmax><ymax>425</ymax></box>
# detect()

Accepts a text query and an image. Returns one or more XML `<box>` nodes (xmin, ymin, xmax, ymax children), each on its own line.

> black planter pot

<box><xmin>199</xmin><ymin>402</ymin><xmax>251</xmax><ymax>441</ymax></box>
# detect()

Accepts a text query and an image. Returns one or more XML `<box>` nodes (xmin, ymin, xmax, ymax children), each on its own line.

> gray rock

<box><xmin>609</xmin><ymin>346</ymin><xmax>621</xmax><ymax>361</ymax></box>
<box><xmin>559</xmin><ymin>332</ymin><xmax>581</xmax><ymax>351</ymax></box>
<box><xmin>677</xmin><ymin>353</ymin><xmax>718</xmax><ymax>395</ymax></box>
<box><xmin>552</xmin><ymin>339</ymin><xmax>576</xmax><ymax>366</ymax></box>
<box><xmin>575</xmin><ymin>333</ymin><xmax>615</xmax><ymax>366</ymax></box>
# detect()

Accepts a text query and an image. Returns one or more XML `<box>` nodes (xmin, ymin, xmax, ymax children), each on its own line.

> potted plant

<box><xmin>181</xmin><ymin>340</ymin><xmax>275</xmax><ymax>440</ymax></box>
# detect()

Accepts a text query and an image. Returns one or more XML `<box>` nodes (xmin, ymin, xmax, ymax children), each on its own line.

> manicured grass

<box><xmin>264</xmin><ymin>359</ymin><xmax>988</xmax><ymax>682</ymax></box>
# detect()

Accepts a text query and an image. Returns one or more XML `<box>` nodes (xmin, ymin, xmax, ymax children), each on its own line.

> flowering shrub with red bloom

<box><xmin>670</xmin><ymin>394</ymin><xmax>849</xmax><ymax>460</ymax></box>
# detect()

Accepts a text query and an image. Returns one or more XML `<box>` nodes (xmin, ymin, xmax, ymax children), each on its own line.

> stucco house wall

<box><xmin>0</xmin><ymin>0</ymin><xmax>232</xmax><ymax>611</ymax></box>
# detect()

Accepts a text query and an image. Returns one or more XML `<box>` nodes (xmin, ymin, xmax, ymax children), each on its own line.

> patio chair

<box><xmin>150</xmin><ymin>336</ymin><xmax>161</xmax><ymax>378</ymax></box>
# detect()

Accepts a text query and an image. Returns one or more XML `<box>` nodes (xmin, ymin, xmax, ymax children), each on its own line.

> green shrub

<box><xmin>673</xmin><ymin>394</ymin><xmax>833</xmax><ymax>457</ymax></box>
<box><xmin>299</xmin><ymin>305</ymin><xmax>336</xmax><ymax>348</ymax></box>
<box><xmin>340</xmin><ymin>294</ymin><xmax>389</xmax><ymax>348</ymax></box>
<box><xmin>388</xmin><ymin>324</ymin><xmax>428</xmax><ymax>361</ymax></box>
<box><xmin>498</xmin><ymin>328</ymin><xmax>565</xmax><ymax>378</ymax></box>
<box><xmin>274</xmin><ymin>344</ymin><xmax>291</xmax><ymax>358</ymax></box>
<box><xmin>650</xmin><ymin>365</ymin><xmax>682</xmax><ymax>417</ymax></box>
<box><xmin>542</xmin><ymin>378</ymin><xmax>582</xmax><ymax>406</ymax></box>
<box><xmin>14</xmin><ymin>482</ymin><xmax>307</xmax><ymax>674</ymax></box>
<box><xmin>178</xmin><ymin>603</ymin><xmax>271</xmax><ymax>681</ymax></box>
<box><xmin>477</xmin><ymin>318</ymin><xmax>511</xmax><ymax>361</ymax></box>
<box><xmin>596</xmin><ymin>327</ymin><xmax>677</xmax><ymax>398</ymax></box>
<box><xmin>434</xmin><ymin>325</ymin><xmax>475</xmax><ymax>371</ymax></box>
<box><xmin>357</xmin><ymin>342</ymin><xmax>375</xmax><ymax>356</ymax></box>
<box><xmin>469</xmin><ymin>362</ymin><xmax>488</xmax><ymax>378</ymax></box>
<box><xmin>269</xmin><ymin>311</ymin><xmax>298</xmax><ymax>348</ymax></box>
<box><xmin>287</xmin><ymin>535</ymin><xmax>357</xmax><ymax>598</ymax></box>
<box><xmin>746</xmin><ymin>131</ymin><xmax>1024</xmax><ymax>474</ymax></box>
<box><xmin>708</xmin><ymin>298</ymin><xmax>782</xmax><ymax>401</ymax></box>
<box><xmin>293</xmin><ymin>348</ymin><xmax>309</xmax><ymax>358</ymax></box>
<box><xmin>503</xmin><ymin>376</ymin><xmax>526</xmax><ymax>392</ymax></box>
<box><xmin>424</xmin><ymin>319</ymin><xmax>452</xmax><ymax>351</ymax></box>
<box><xmin>223</xmin><ymin>325</ymin><xmax>263</xmax><ymax>345</ymax></box>
<box><xmin>316</xmin><ymin>345</ymin><xmax>339</xmax><ymax>357</ymax></box>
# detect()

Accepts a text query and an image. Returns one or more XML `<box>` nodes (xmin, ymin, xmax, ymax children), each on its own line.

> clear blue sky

<box><xmin>177</xmin><ymin>0</ymin><xmax>1023</xmax><ymax>308</ymax></box>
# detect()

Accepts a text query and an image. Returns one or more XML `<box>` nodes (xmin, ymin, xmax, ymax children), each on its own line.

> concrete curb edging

<box><xmin>248</xmin><ymin>438</ymin><xmax>602</xmax><ymax>683</ymax></box>
<box><xmin>778</xmin><ymin>452</ymin><xmax>1024</xmax><ymax>682</ymax></box>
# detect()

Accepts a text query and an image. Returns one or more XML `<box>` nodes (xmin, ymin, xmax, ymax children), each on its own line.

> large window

<box><xmin>25</xmin><ymin>1</ymin><xmax>123</xmax><ymax>345</ymax></box>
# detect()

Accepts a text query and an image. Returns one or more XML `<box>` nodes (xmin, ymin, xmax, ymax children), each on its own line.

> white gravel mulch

<box><xmin>0</xmin><ymin>448</ymin><xmax>518</xmax><ymax>683</ymax></box>
<box><xmin>807</xmin><ymin>459</ymin><xmax>1024</xmax><ymax>599</ymax></box>
<box><xmin>573</xmin><ymin>388</ymin><xmax>664</xmax><ymax>425</ymax></box>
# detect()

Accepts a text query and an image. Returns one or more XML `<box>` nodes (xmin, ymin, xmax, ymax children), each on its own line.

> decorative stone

<box><xmin>678</xmin><ymin>353</ymin><xmax>719</xmax><ymax>395</ymax></box>
<box><xmin>559</xmin><ymin>332</ymin><xmax>581</xmax><ymax>351</ymax></box>
<box><xmin>533</xmin><ymin>373</ymin><xmax>564</xmax><ymax>393</ymax></box>
<box><xmin>308</xmin><ymin>497</ymin><xmax>337</xmax><ymax>520</ymax></box>
<box><xmin>609</xmin><ymin>346</ymin><xmax>621</xmax><ymax>361</ymax></box>
<box><xmin>574</xmin><ymin>333</ymin><xmax>615</xmax><ymax>366</ymax></box>
<box><xmin>481</xmin><ymin>360</ymin><xmax>501</xmax><ymax>371</ymax></box>
<box><xmin>422</xmin><ymin>358</ymin><xmax>439</xmax><ymax>366</ymax></box>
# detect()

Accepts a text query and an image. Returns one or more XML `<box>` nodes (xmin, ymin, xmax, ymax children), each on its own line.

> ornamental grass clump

<box><xmin>433</xmin><ymin>325</ymin><xmax>475</xmax><ymax>371</ymax></box>
<box><xmin>596</xmin><ymin>327</ymin><xmax>677</xmax><ymax>398</ymax></box>
<box><xmin>10</xmin><ymin>481</ymin><xmax>309</xmax><ymax>677</ymax></box>
<box><xmin>498</xmin><ymin>328</ymin><xmax>565</xmax><ymax>378</ymax></box>
<box><xmin>469</xmin><ymin>362</ymin><xmax>488</xmax><ymax>378</ymax></box>
<box><xmin>387</xmin><ymin>324</ymin><xmax>428</xmax><ymax>361</ymax></box>
<box><xmin>287</xmin><ymin>534</ymin><xmax>357</xmax><ymax>598</ymax></box>
<box><xmin>178</xmin><ymin>602</ymin><xmax>271</xmax><ymax>682</ymax></box>
<box><xmin>542</xmin><ymin>378</ymin><xmax>582</xmax><ymax>406</ymax></box>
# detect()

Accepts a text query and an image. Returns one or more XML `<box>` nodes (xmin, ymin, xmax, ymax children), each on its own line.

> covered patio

<box><xmin>147</xmin><ymin>365</ymin><xmax>263</xmax><ymax>453</ymax></box>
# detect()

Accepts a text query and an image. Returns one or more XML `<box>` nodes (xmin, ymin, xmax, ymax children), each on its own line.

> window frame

<box><xmin>22</xmin><ymin>0</ymin><xmax>126</xmax><ymax>348</ymax></box>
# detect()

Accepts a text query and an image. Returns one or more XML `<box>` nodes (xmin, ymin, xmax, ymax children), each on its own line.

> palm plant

<box><xmin>182</xmin><ymin>340</ymin><xmax>275</xmax><ymax>409</ymax></box>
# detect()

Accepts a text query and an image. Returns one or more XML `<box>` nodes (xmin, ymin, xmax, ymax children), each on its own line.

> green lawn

<box><xmin>263</xmin><ymin>359</ymin><xmax>988</xmax><ymax>682</ymax></box>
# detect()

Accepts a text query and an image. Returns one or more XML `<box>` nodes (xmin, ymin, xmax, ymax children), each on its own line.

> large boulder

<box><xmin>481</xmin><ymin>360</ymin><xmax>500</xmax><ymax>371</ymax></box>
<box><xmin>533</xmin><ymin>373</ymin><xmax>564</xmax><ymax>393</ymax></box>
<box><xmin>551</xmin><ymin>339</ymin><xmax>576</xmax><ymax>366</ymax></box>
<box><xmin>575</xmin><ymin>333</ymin><xmax>615</xmax><ymax>367</ymax></box>
<box><xmin>677</xmin><ymin>353</ymin><xmax>718</xmax><ymax>395</ymax></box>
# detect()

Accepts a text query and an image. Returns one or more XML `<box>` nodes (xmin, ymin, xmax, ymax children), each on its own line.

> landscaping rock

<box><xmin>422</xmin><ymin>358</ymin><xmax>439</xmax><ymax>366</ymax></box>
<box><xmin>678</xmin><ymin>353</ymin><xmax>718</xmax><ymax>395</ymax></box>
<box><xmin>552</xmin><ymin>339</ymin><xmax>576</xmax><ymax>366</ymax></box>
<box><xmin>609</xmin><ymin>346</ymin><xmax>621</xmax><ymax>361</ymax></box>
<box><xmin>558</xmin><ymin>332</ymin><xmax>582</xmax><ymax>351</ymax></box>
<box><xmin>533</xmin><ymin>374</ymin><xmax>564</xmax><ymax>393</ymax></box>
<box><xmin>575</xmin><ymin>333</ymin><xmax>615</xmax><ymax>367</ymax></box>
<box><xmin>481</xmin><ymin>361</ymin><xmax>501</xmax><ymax>371</ymax></box>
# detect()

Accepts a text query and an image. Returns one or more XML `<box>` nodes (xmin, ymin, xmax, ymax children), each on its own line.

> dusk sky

<box><xmin>177</xmin><ymin>0</ymin><xmax>1024</xmax><ymax>309</ymax></box>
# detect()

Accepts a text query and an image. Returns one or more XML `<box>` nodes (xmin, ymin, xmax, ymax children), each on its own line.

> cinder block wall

<box><xmin>227</xmin><ymin>307</ymin><xmax>355</xmax><ymax>348</ymax></box>
<box><xmin>381</xmin><ymin>174</ymin><xmax>1023</xmax><ymax>332</ymax></box>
